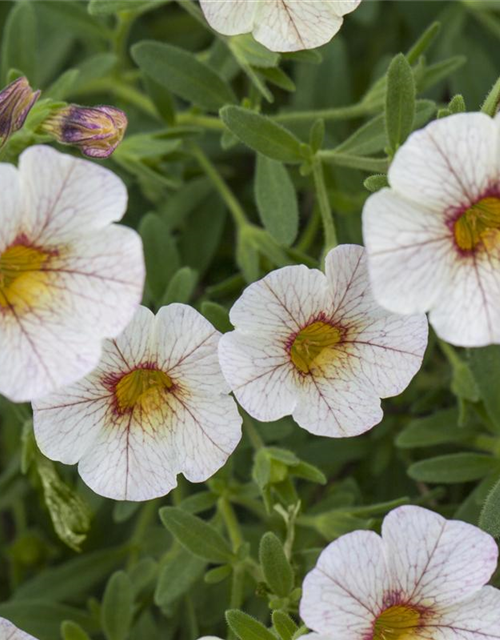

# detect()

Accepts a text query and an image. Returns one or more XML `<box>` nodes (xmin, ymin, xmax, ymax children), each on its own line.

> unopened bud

<box><xmin>42</xmin><ymin>104</ymin><xmax>127</xmax><ymax>158</ymax></box>
<box><xmin>0</xmin><ymin>76</ymin><xmax>40</xmax><ymax>145</ymax></box>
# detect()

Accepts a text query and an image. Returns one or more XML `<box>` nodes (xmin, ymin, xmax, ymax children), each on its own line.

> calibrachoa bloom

<box><xmin>0</xmin><ymin>145</ymin><xmax>144</xmax><ymax>402</ymax></box>
<box><xmin>218</xmin><ymin>245</ymin><xmax>427</xmax><ymax>437</ymax></box>
<box><xmin>199</xmin><ymin>0</ymin><xmax>361</xmax><ymax>52</ymax></box>
<box><xmin>42</xmin><ymin>105</ymin><xmax>127</xmax><ymax>158</ymax></box>
<box><xmin>300</xmin><ymin>505</ymin><xmax>500</xmax><ymax>640</ymax></box>
<box><xmin>0</xmin><ymin>618</ymin><xmax>37</xmax><ymax>640</ymax></box>
<box><xmin>363</xmin><ymin>112</ymin><xmax>500</xmax><ymax>347</ymax></box>
<box><xmin>0</xmin><ymin>76</ymin><xmax>40</xmax><ymax>146</ymax></box>
<box><xmin>32</xmin><ymin>304</ymin><xmax>242</xmax><ymax>501</ymax></box>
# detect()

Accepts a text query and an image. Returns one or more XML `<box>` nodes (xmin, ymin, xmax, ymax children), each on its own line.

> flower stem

<box><xmin>190</xmin><ymin>143</ymin><xmax>249</xmax><ymax>229</ymax></box>
<box><xmin>243</xmin><ymin>414</ymin><xmax>265</xmax><ymax>450</ymax></box>
<box><xmin>312</xmin><ymin>157</ymin><xmax>337</xmax><ymax>254</ymax></box>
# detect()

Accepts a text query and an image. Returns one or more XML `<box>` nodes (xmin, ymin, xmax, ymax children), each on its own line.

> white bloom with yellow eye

<box><xmin>0</xmin><ymin>618</ymin><xmax>38</xmax><ymax>640</ymax></box>
<box><xmin>300</xmin><ymin>505</ymin><xmax>500</xmax><ymax>640</ymax></box>
<box><xmin>0</xmin><ymin>145</ymin><xmax>144</xmax><ymax>402</ymax></box>
<box><xmin>218</xmin><ymin>245</ymin><xmax>427</xmax><ymax>438</ymax></box>
<box><xmin>32</xmin><ymin>304</ymin><xmax>242</xmax><ymax>501</ymax></box>
<box><xmin>363</xmin><ymin>112</ymin><xmax>500</xmax><ymax>347</ymax></box>
<box><xmin>199</xmin><ymin>0</ymin><xmax>362</xmax><ymax>52</ymax></box>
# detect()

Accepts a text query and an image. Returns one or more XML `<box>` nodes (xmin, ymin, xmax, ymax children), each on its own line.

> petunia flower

<box><xmin>0</xmin><ymin>618</ymin><xmax>38</xmax><ymax>640</ymax></box>
<box><xmin>363</xmin><ymin>112</ymin><xmax>500</xmax><ymax>347</ymax></box>
<box><xmin>41</xmin><ymin>105</ymin><xmax>127</xmax><ymax>158</ymax></box>
<box><xmin>0</xmin><ymin>76</ymin><xmax>40</xmax><ymax>147</ymax></box>
<box><xmin>0</xmin><ymin>145</ymin><xmax>144</xmax><ymax>402</ymax></box>
<box><xmin>300</xmin><ymin>505</ymin><xmax>500</xmax><ymax>640</ymax></box>
<box><xmin>199</xmin><ymin>0</ymin><xmax>362</xmax><ymax>52</ymax></box>
<box><xmin>32</xmin><ymin>304</ymin><xmax>243</xmax><ymax>501</ymax></box>
<box><xmin>218</xmin><ymin>245</ymin><xmax>427</xmax><ymax>438</ymax></box>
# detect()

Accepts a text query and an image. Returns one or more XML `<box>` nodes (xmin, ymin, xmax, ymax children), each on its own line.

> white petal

<box><xmin>252</xmin><ymin>1</ymin><xmax>358</xmax><ymax>53</ymax></box>
<box><xmin>0</xmin><ymin>618</ymin><xmax>38</xmax><ymax>640</ymax></box>
<box><xmin>219</xmin><ymin>330</ymin><xmax>298</xmax><ymax>421</ymax></box>
<box><xmin>228</xmin><ymin>265</ymin><xmax>330</xmax><ymax>339</ymax></box>
<box><xmin>199</xmin><ymin>0</ymin><xmax>257</xmax><ymax>36</ymax></box>
<box><xmin>292</xmin><ymin>364</ymin><xmax>383</xmax><ymax>437</ymax></box>
<box><xmin>19</xmin><ymin>145</ymin><xmax>127</xmax><ymax>244</ymax></box>
<box><xmin>0</xmin><ymin>164</ymin><xmax>23</xmax><ymax>250</ymax></box>
<box><xmin>362</xmin><ymin>189</ymin><xmax>456</xmax><ymax>315</ymax></box>
<box><xmin>300</xmin><ymin>530</ymin><xmax>390</xmax><ymax>639</ymax></box>
<box><xmin>427</xmin><ymin>586</ymin><xmax>500</xmax><ymax>639</ymax></box>
<box><xmin>382</xmin><ymin>506</ymin><xmax>498</xmax><ymax>609</ymax></box>
<box><xmin>429</xmin><ymin>251</ymin><xmax>500</xmax><ymax>347</ymax></box>
<box><xmin>388</xmin><ymin>113</ymin><xmax>499</xmax><ymax>213</ymax></box>
<box><xmin>33</xmin><ymin>305</ymin><xmax>242</xmax><ymax>501</ymax></box>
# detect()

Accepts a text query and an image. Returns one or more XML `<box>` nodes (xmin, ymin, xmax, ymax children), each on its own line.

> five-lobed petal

<box><xmin>218</xmin><ymin>244</ymin><xmax>428</xmax><ymax>438</ymax></box>
<box><xmin>199</xmin><ymin>0</ymin><xmax>362</xmax><ymax>52</ymax></box>
<box><xmin>32</xmin><ymin>304</ymin><xmax>243</xmax><ymax>501</ymax></box>
<box><xmin>0</xmin><ymin>618</ymin><xmax>38</xmax><ymax>640</ymax></box>
<box><xmin>0</xmin><ymin>145</ymin><xmax>144</xmax><ymax>402</ymax></box>
<box><xmin>300</xmin><ymin>505</ymin><xmax>500</xmax><ymax>640</ymax></box>
<box><xmin>363</xmin><ymin>112</ymin><xmax>500</xmax><ymax>347</ymax></box>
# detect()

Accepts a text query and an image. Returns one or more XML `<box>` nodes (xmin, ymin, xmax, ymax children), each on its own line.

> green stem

<box><xmin>190</xmin><ymin>143</ymin><xmax>249</xmax><ymax>229</ymax></box>
<box><xmin>296</xmin><ymin>205</ymin><xmax>320</xmax><ymax>253</ymax></box>
<box><xmin>126</xmin><ymin>500</ymin><xmax>158</xmax><ymax>569</ymax></box>
<box><xmin>218</xmin><ymin>496</ymin><xmax>243</xmax><ymax>551</ymax></box>
<box><xmin>178</xmin><ymin>112</ymin><xmax>225</xmax><ymax>131</ymax></box>
<box><xmin>113</xmin><ymin>11</ymin><xmax>134</xmax><ymax>66</ymax></box>
<box><xmin>312</xmin><ymin>157</ymin><xmax>337</xmax><ymax>254</ymax></box>
<box><xmin>243</xmin><ymin>414</ymin><xmax>265</xmax><ymax>450</ymax></box>
<box><xmin>273</xmin><ymin>101</ymin><xmax>373</xmax><ymax>124</ymax></box>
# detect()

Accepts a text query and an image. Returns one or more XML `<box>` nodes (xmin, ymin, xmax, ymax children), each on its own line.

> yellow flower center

<box><xmin>290</xmin><ymin>321</ymin><xmax>341</xmax><ymax>374</ymax></box>
<box><xmin>115</xmin><ymin>368</ymin><xmax>173</xmax><ymax>414</ymax></box>
<box><xmin>454</xmin><ymin>197</ymin><xmax>500</xmax><ymax>251</ymax></box>
<box><xmin>0</xmin><ymin>244</ymin><xmax>51</xmax><ymax>310</ymax></box>
<box><xmin>373</xmin><ymin>605</ymin><xmax>421</xmax><ymax>640</ymax></box>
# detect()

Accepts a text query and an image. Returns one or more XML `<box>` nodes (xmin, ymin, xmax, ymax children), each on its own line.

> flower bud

<box><xmin>0</xmin><ymin>76</ymin><xmax>40</xmax><ymax>145</ymax></box>
<box><xmin>42</xmin><ymin>105</ymin><xmax>127</xmax><ymax>158</ymax></box>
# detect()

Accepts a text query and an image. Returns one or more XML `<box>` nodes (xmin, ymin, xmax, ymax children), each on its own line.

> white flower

<box><xmin>363</xmin><ymin>112</ymin><xmax>500</xmax><ymax>348</ymax></box>
<box><xmin>199</xmin><ymin>0</ymin><xmax>361</xmax><ymax>52</ymax></box>
<box><xmin>218</xmin><ymin>245</ymin><xmax>427</xmax><ymax>438</ymax></box>
<box><xmin>32</xmin><ymin>304</ymin><xmax>242</xmax><ymax>501</ymax></box>
<box><xmin>300</xmin><ymin>505</ymin><xmax>500</xmax><ymax>640</ymax></box>
<box><xmin>0</xmin><ymin>145</ymin><xmax>144</xmax><ymax>402</ymax></box>
<box><xmin>0</xmin><ymin>618</ymin><xmax>37</xmax><ymax>640</ymax></box>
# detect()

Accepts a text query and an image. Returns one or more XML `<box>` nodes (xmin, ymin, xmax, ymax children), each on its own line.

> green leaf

<box><xmin>272</xmin><ymin>611</ymin><xmax>298</xmax><ymax>640</ymax></box>
<box><xmin>385</xmin><ymin>53</ymin><xmax>416</xmax><ymax>152</ymax></box>
<box><xmin>1</xmin><ymin>1</ymin><xmax>37</xmax><ymax>83</ymax></box>
<box><xmin>220</xmin><ymin>106</ymin><xmax>305</xmax><ymax>163</ymax></box>
<box><xmin>259</xmin><ymin>532</ymin><xmax>294</xmax><ymax>597</ymax></box>
<box><xmin>101</xmin><ymin>571</ymin><xmax>134</xmax><ymax>640</ymax></box>
<box><xmin>289</xmin><ymin>460</ymin><xmax>327</xmax><ymax>485</ymax></box>
<box><xmin>406</xmin><ymin>21</ymin><xmax>441</xmax><ymax>64</ymax></box>
<box><xmin>364</xmin><ymin>174</ymin><xmax>389</xmax><ymax>192</ymax></box>
<box><xmin>449</xmin><ymin>94</ymin><xmax>466</xmax><ymax>114</ymax></box>
<box><xmin>160</xmin><ymin>266</ymin><xmax>198</xmax><ymax>305</ymax></box>
<box><xmin>159</xmin><ymin>506</ymin><xmax>234</xmax><ymax>563</ymax></box>
<box><xmin>89</xmin><ymin>0</ymin><xmax>171</xmax><ymax>15</ymax></box>
<box><xmin>226</xmin><ymin>610</ymin><xmax>276</xmax><ymax>640</ymax></box>
<box><xmin>255</xmin><ymin>155</ymin><xmax>299</xmax><ymax>246</ymax></box>
<box><xmin>132</xmin><ymin>41</ymin><xmax>236</xmax><ymax>112</ymax></box>
<box><xmin>479</xmin><ymin>474</ymin><xmax>500</xmax><ymax>537</ymax></box>
<box><xmin>201</xmin><ymin>301</ymin><xmax>233</xmax><ymax>333</ymax></box>
<box><xmin>468</xmin><ymin>346</ymin><xmax>500</xmax><ymax>434</ymax></box>
<box><xmin>139</xmin><ymin>213</ymin><xmax>180</xmax><ymax>303</ymax></box>
<box><xmin>61</xmin><ymin>621</ymin><xmax>91</xmax><ymax>640</ymax></box>
<box><xmin>204</xmin><ymin>564</ymin><xmax>232</xmax><ymax>584</ymax></box>
<box><xmin>154</xmin><ymin>549</ymin><xmax>205</xmax><ymax>608</ymax></box>
<box><xmin>408</xmin><ymin>454</ymin><xmax>499</xmax><ymax>484</ymax></box>
<box><xmin>482</xmin><ymin>75</ymin><xmax>500</xmax><ymax>117</ymax></box>
<box><xmin>396</xmin><ymin>408</ymin><xmax>472</xmax><ymax>449</ymax></box>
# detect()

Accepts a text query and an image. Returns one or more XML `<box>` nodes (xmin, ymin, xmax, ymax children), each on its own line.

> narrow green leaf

<box><xmin>1</xmin><ymin>1</ymin><xmax>37</xmax><ymax>83</ymax></box>
<box><xmin>61</xmin><ymin>621</ymin><xmax>91</xmax><ymax>640</ymax></box>
<box><xmin>479</xmin><ymin>475</ymin><xmax>500</xmax><ymax>538</ymax></box>
<box><xmin>385</xmin><ymin>53</ymin><xmax>416</xmax><ymax>152</ymax></box>
<box><xmin>101</xmin><ymin>572</ymin><xmax>134</xmax><ymax>640</ymax></box>
<box><xmin>482</xmin><ymin>76</ymin><xmax>500</xmax><ymax>117</ymax></box>
<box><xmin>160</xmin><ymin>267</ymin><xmax>198</xmax><ymax>305</ymax></box>
<box><xmin>89</xmin><ymin>0</ymin><xmax>170</xmax><ymax>15</ymax></box>
<box><xmin>255</xmin><ymin>155</ymin><xmax>299</xmax><ymax>246</ymax></box>
<box><xmin>408</xmin><ymin>454</ymin><xmax>498</xmax><ymax>484</ymax></box>
<box><xmin>226</xmin><ymin>610</ymin><xmax>276</xmax><ymax>640</ymax></box>
<box><xmin>272</xmin><ymin>611</ymin><xmax>298</xmax><ymax>640</ymax></box>
<box><xmin>220</xmin><ymin>106</ymin><xmax>304</xmax><ymax>163</ymax></box>
<box><xmin>406</xmin><ymin>21</ymin><xmax>441</xmax><ymax>64</ymax></box>
<box><xmin>468</xmin><ymin>346</ymin><xmax>500</xmax><ymax>433</ymax></box>
<box><xmin>259</xmin><ymin>532</ymin><xmax>294</xmax><ymax>597</ymax></box>
<box><xmin>364</xmin><ymin>175</ymin><xmax>389</xmax><ymax>192</ymax></box>
<box><xmin>154</xmin><ymin>549</ymin><xmax>205</xmax><ymax>607</ymax></box>
<box><xmin>204</xmin><ymin>564</ymin><xmax>232</xmax><ymax>584</ymax></box>
<box><xmin>395</xmin><ymin>408</ymin><xmax>472</xmax><ymax>449</ymax></box>
<box><xmin>132</xmin><ymin>41</ymin><xmax>236</xmax><ymax>112</ymax></box>
<box><xmin>201</xmin><ymin>301</ymin><xmax>233</xmax><ymax>333</ymax></box>
<box><xmin>159</xmin><ymin>506</ymin><xmax>234</xmax><ymax>563</ymax></box>
<box><xmin>139</xmin><ymin>213</ymin><xmax>180</xmax><ymax>303</ymax></box>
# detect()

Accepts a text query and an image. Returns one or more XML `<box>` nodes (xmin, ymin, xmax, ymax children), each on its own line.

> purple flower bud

<box><xmin>0</xmin><ymin>76</ymin><xmax>40</xmax><ymax>144</ymax></box>
<box><xmin>42</xmin><ymin>105</ymin><xmax>128</xmax><ymax>158</ymax></box>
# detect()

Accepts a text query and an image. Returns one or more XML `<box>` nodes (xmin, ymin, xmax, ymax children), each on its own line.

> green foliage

<box><xmin>385</xmin><ymin>53</ymin><xmax>416</xmax><ymax>153</ymax></box>
<box><xmin>101</xmin><ymin>572</ymin><xmax>134</xmax><ymax>640</ymax></box>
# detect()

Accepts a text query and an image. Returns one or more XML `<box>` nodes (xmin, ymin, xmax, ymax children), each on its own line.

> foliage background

<box><xmin>1</xmin><ymin>1</ymin><xmax>500</xmax><ymax>638</ymax></box>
